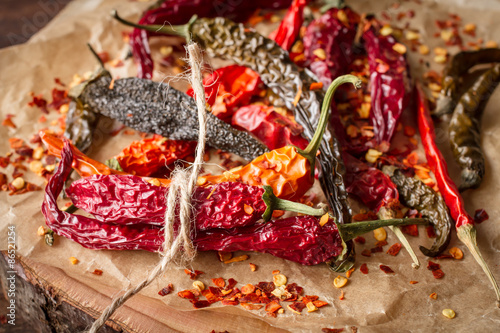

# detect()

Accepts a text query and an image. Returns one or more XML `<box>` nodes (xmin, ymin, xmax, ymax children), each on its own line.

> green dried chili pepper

<box><xmin>448</xmin><ymin>63</ymin><xmax>500</xmax><ymax>191</ymax></box>
<box><xmin>389</xmin><ymin>169</ymin><xmax>452</xmax><ymax>257</ymax></box>
<box><xmin>79</xmin><ymin>75</ymin><xmax>268</xmax><ymax>161</ymax></box>
<box><xmin>112</xmin><ymin>10</ymin><xmax>355</xmax><ymax>271</ymax></box>
<box><xmin>435</xmin><ymin>48</ymin><xmax>500</xmax><ymax>117</ymax></box>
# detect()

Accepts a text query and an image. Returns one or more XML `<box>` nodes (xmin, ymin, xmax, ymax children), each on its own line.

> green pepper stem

<box><xmin>337</xmin><ymin>218</ymin><xmax>427</xmax><ymax>242</ymax></box>
<box><xmin>87</xmin><ymin>43</ymin><xmax>105</xmax><ymax>70</ymax></box>
<box><xmin>297</xmin><ymin>75</ymin><xmax>361</xmax><ymax>169</ymax></box>
<box><xmin>111</xmin><ymin>10</ymin><xmax>194</xmax><ymax>40</ymax></box>
<box><xmin>261</xmin><ymin>186</ymin><xmax>327</xmax><ymax>222</ymax></box>
<box><xmin>457</xmin><ymin>224</ymin><xmax>500</xmax><ymax>308</ymax></box>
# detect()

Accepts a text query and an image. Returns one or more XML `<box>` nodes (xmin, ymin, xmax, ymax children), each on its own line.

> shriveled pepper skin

<box><xmin>449</xmin><ymin>63</ymin><xmax>500</xmax><ymax>191</ymax></box>
<box><xmin>67</xmin><ymin>176</ymin><xmax>267</xmax><ymax>230</ymax></box>
<box><xmin>201</xmin><ymin>146</ymin><xmax>311</xmax><ymax>200</ymax></box>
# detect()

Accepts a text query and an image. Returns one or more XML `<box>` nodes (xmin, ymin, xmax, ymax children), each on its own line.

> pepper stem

<box><xmin>297</xmin><ymin>75</ymin><xmax>362</xmax><ymax>170</ymax></box>
<box><xmin>337</xmin><ymin>218</ymin><xmax>427</xmax><ymax>243</ymax></box>
<box><xmin>457</xmin><ymin>224</ymin><xmax>500</xmax><ymax>308</ymax></box>
<box><xmin>87</xmin><ymin>43</ymin><xmax>105</xmax><ymax>70</ymax></box>
<box><xmin>390</xmin><ymin>226</ymin><xmax>421</xmax><ymax>269</ymax></box>
<box><xmin>261</xmin><ymin>185</ymin><xmax>327</xmax><ymax>222</ymax></box>
<box><xmin>111</xmin><ymin>10</ymin><xmax>195</xmax><ymax>41</ymax></box>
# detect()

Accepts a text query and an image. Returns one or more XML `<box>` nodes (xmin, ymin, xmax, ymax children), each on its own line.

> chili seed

<box><xmin>419</xmin><ymin>45</ymin><xmax>430</xmax><ymax>55</ymax></box>
<box><xmin>486</xmin><ymin>40</ymin><xmax>499</xmax><ymax>48</ymax></box>
<box><xmin>434</xmin><ymin>47</ymin><xmax>448</xmax><ymax>56</ymax></box>
<box><xmin>273</xmin><ymin>274</ymin><xmax>287</xmax><ymax>287</ymax></box>
<box><xmin>192</xmin><ymin>281</ymin><xmax>205</xmax><ymax>291</ymax></box>
<box><xmin>29</xmin><ymin>161</ymin><xmax>44</xmax><ymax>174</ymax></box>
<box><xmin>306</xmin><ymin>302</ymin><xmax>318</xmax><ymax>312</ymax></box>
<box><xmin>277</xmin><ymin>308</ymin><xmax>284</xmax><ymax>314</ymax></box>
<box><xmin>313</xmin><ymin>48</ymin><xmax>326</xmax><ymax>60</ymax></box>
<box><xmin>69</xmin><ymin>257</ymin><xmax>79</xmax><ymax>265</ymax></box>
<box><xmin>449</xmin><ymin>247</ymin><xmax>463</xmax><ymax>260</ymax></box>
<box><xmin>440</xmin><ymin>30</ymin><xmax>453</xmax><ymax>42</ymax></box>
<box><xmin>11</xmin><ymin>177</ymin><xmax>25</xmax><ymax>190</ymax></box>
<box><xmin>333</xmin><ymin>276</ymin><xmax>348</xmax><ymax>288</ymax></box>
<box><xmin>373</xmin><ymin>227</ymin><xmax>387</xmax><ymax>241</ymax></box>
<box><xmin>147</xmin><ymin>178</ymin><xmax>161</xmax><ymax>187</ymax></box>
<box><xmin>365</xmin><ymin>149</ymin><xmax>382</xmax><ymax>164</ymax></box>
<box><xmin>463</xmin><ymin>23</ymin><xmax>476</xmax><ymax>34</ymax></box>
<box><xmin>160</xmin><ymin>46</ymin><xmax>173</xmax><ymax>56</ymax></box>
<box><xmin>405</xmin><ymin>31</ymin><xmax>420</xmax><ymax>41</ymax></box>
<box><xmin>434</xmin><ymin>55</ymin><xmax>447</xmax><ymax>64</ymax></box>
<box><xmin>442</xmin><ymin>309</ymin><xmax>456</xmax><ymax>319</ymax></box>
<box><xmin>32</xmin><ymin>147</ymin><xmax>44</xmax><ymax>160</ymax></box>
<box><xmin>380</xmin><ymin>25</ymin><xmax>393</xmax><ymax>37</ymax></box>
<box><xmin>319</xmin><ymin>213</ymin><xmax>330</xmax><ymax>227</ymax></box>
<box><xmin>45</xmin><ymin>164</ymin><xmax>56</xmax><ymax>172</ymax></box>
<box><xmin>249</xmin><ymin>263</ymin><xmax>257</xmax><ymax>272</ymax></box>
<box><xmin>37</xmin><ymin>226</ymin><xmax>46</xmax><ymax>236</ymax></box>
<box><xmin>392</xmin><ymin>43</ymin><xmax>407</xmax><ymax>55</ymax></box>
<box><xmin>59</xmin><ymin>104</ymin><xmax>69</xmax><ymax>114</ymax></box>
<box><xmin>358</xmin><ymin>102</ymin><xmax>371</xmax><ymax>119</ymax></box>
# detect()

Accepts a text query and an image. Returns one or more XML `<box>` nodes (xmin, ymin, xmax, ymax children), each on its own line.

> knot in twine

<box><xmin>88</xmin><ymin>42</ymin><xmax>207</xmax><ymax>333</ymax></box>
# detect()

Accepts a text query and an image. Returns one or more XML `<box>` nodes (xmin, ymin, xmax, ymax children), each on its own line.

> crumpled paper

<box><xmin>1</xmin><ymin>0</ymin><xmax>499</xmax><ymax>331</ymax></box>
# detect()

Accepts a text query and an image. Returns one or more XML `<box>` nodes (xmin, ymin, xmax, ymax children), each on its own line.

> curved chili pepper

<box><xmin>390</xmin><ymin>169</ymin><xmax>452</xmax><ymax>257</ymax></box>
<box><xmin>416</xmin><ymin>83</ymin><xmax>500</xmax><ymax>306</ymax></box>
<box><xmin>67</xmin><ymin>175</ymin><xmax>326</xmax><ymax>227</ymax></box>
<box><xmin>435</xmin><ymin>48</ymin><xmax>500</xmax><ymax>117</ymax></box>
<box><xmin>269</xmin><ymin>0</ymin><xmax>308</xmax><ymax>51</ymax></box>
<box><xmin>200</xmin><ymin>75</ymin><xmax>361</xmax><ymax>200</ymax></box>
<box><xmin>231</xmin><ymin>105</ymin><xmax>309</xmax><ymax>150</ymax></box>
<box><xmin>42</xmin><ymin>141</ymin><xmax>427</xmax><ymax>265</ymax></box>
<box><xmin>449</xmin><ymin>63</ymin><xmax>500</xmax><ymax>191</ymax></box>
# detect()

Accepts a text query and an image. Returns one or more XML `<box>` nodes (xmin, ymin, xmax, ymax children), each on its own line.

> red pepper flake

<box><xmin>158</xmin><ymin>283</ymin><xmax>173</xmax><ymax>296</ymax></box>
<box><xmin>98</xmin><ymin>51</ymin><xmax>110</xmax><ymax>63</ymax></box>
<box><xmin>403</xmin><ymin>126</ymin><xmax>416</xmax><ymax>137</ymax></box>
<box><xmin>241</xmin><ymin>284</ymin><xmax>256</xmax><ymax>295</ymax></box>
<box><xmin>360</xmin><ymin>263</ymin><xmax>369</xmax><ymax>274</ymax></box>
<box><xmin>9</xmin><ymin>138</ymin><xmax>25</xmax><ymax>149</ymax></box>
<box><xmin>265</xmin><ymin>300</ymin><xmax>282</xmax><ymax>313</ymax></box>
<box><xmin>28</xmin><ymin>93</ymin><xmax>49</xmax><ymax>114</ymax></box>
<box><xmin>272</xmin><ymin>210</ymin><xmax>285</xmax><ymax>218</ymax></box>
<box><xmin>473</xmin><ymin>208</ymin><xmax>489</xmax><ymax>224</ymax></box>
<box><xmin>387</xmin><ymin>243</ymin><xmax>402</xmax><ymax>256</ymax></box>
<box><xmin>221</xmin><ymin>299</ymin><xmax>239</xmax><ymax>306</ymax></box>
<box><xmin>401</xmin><ymin>224</ymin><xmax>419</xmax><ymax>236</ymax></box>
<box><xmin>226</xmin><ymin>278</ymin><xmax>237</xmax><ymax>290</ymax></box>
<box><xmin>15</xmin><ymin>147</ymin><xmax>34</xmax><ymax>157</ymax></box>
<box><xmin>322</xmin><ymin>329</ymin><xmax>344</xmax><ymax>333</ymax></box>
<box><xmin>346</xmin><ymin>267</ymin><xmax>355</xmax><ymax>278</ymax></box>
<box><xmin>2</xmin><ymin>114</ymin><xmax>16</xmax><ymax>129</ymax></box>
<box><xmin>426</xmin><ymin>225</ymin><xmax>437</xmax><ymax>238</ymax></box>
<box><xmin>178</xmin><ymin>290</ymin><xmax>196</xmax><ymax>299</ymax></box>
<box><xmin>379</xmin><ymin>265</ymin><xmax>394</xmax><ymax>274</ymax></box>
<box><xmin>218</xmin><ymin>251</ymin><xmax>232</xmax><ymax>262</ymax></box>
<box><xmin>427</xmin><ymin>261</ymin><xmax>440</xmax><ymax>271</ymax></box>
<box><xmin>288</xmin><ymin>301</ymin><xmax>306</xmax><ymax>313</ymax></box>
<box><xmin>0</xmin><ymin>156</ymin><xmax>10</xmax><ymax>168</ymax></box>
<box><xmin>190</xmin><ymin>300</ymin><xmax>211</xmax><ymax>309</ymax></box>
<box><xmin>313</xmin><ymin>300</ymin><xmax>328</xmax><ymax>308</ymax></box>
<box><xmin>240</xmin><ymin>302</ymin><xmax>263</xmax><ymax>310</ymax></box>
<box><xmin>339</xmin><ymin>290</ymin><xmax>345</xmax><ymax>300</ymax></box>
<box><xmin>432</xmin><ymin>269</ymin><xmax>445</xmax><ymax>279</ymax></box>
<box><xmin>54</xmin><ymin>78</ymin><xmax>65</xmax><ymax>86</ymax></box>
<box><xmin>92</xmin><ymin>269</ymin><xmax>103</xmax><ymax>276</ymax></box>
<box><xmin>375</xmin><ymin>240</ymin><xmax>388</xmax><ymax>247</ymax></box>
<box><xmin>309</xmin><ymin>82</ymin><xmax>323</xmax><ymax>90</ymax></box>
<box><xmin>370</xmin><ymin>246</ymin><xmax>383</xmax><ymax>253</ymax></box>
<box><xmin>212</xmin><ymin>277</ymin><xmax>225</xmax><ymax>288</ymax></box>
<box><xmin>409</xmin><ymin>281</ymin><xmax>419</xmax><ymax>284</ymax></box>
<box><xmin>429</xmin><ymin>292</ymin><xmax>438</xmax><ymax>300</ymax></box>
<box><xmin>249</xmin><ymin>263</ymin><xmax>257</xmax><ymax>272</ymax></box>
<box><xmin>354</xmin><ymin>236</ymin><xmax>366</xmax><ymax>244</ymax></box>
<box><xmin>361</xmin><ymin>249</ymin><xmax>371</xmax><ymax>257</ymax></box>
<box><xmin>184</xmin><ymin>269</ymin><xmax>204</xmax><ymax>280</ymax></box>
<box><xmin>435</xmin><ymin>254</ymin><xmax>454</xmax><ymax>259</ymax></box>
<box><xmin>48</xmin><ymin>88</ymin><xmax>70</xmax><ymax>110</ymax></box>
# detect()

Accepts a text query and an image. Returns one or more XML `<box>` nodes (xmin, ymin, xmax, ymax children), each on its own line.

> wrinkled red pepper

<box><xmin>363</xmin><ymin>19</ymin><xmax>411</xmax><ymax>145</ymax></box>
<box><xmin>186</xmin><ymin>65</ymin><xmax>263</xmax><ymax>122</ymax></box>
<box><xmin>416</xmin><ymin>83</ymin><xmax>500</xmax><ymax>306</ymax></box>
<box><xmin>131</xmin><ymin>0</ymin><xmax>293</xmax><ymax>79</ymax></box>
<box><xmin>269</xmin><ymin>0</ymin><xmax>308</xmax><ymax>51</ymax></box>
<box><xmin>115</xmin><ymin>135</ymin><xmax>196</xmax><ymax>177</ymax></box>
<box><xmin>303</xmin><ymin>7</ymin><xmax>359</xmax><ymax>87</ymax></box>
<box><xmin>231</xmin><ymin>105</ymin><xmax>308</xmax><ymax>150</ymax></box>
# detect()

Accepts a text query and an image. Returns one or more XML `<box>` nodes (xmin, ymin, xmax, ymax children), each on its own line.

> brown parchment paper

<box><xmin>1</xmin><ymin>0</ymin><xmax>500</xmax><ymax>331</ymax></box>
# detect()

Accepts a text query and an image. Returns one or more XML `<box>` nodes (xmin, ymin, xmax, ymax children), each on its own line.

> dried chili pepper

<box><xmin>66</xmin><ymin>174</ymin><xmax>326</xmax><ymax>227</ymax></box>
<box><xmin>199</xmin><ymin>75</ymin><xmax>361</xmax><ymax>201</ymax></box>
<box><xmin>43</xmin><ymin>141</ymin><xmax>426</xmax><ymax>265</ymax></box>
<box><xmin>449</xmin><ymin>63</ymin><xmax>500</xmax><ymax>191</ymax></box>
<box><xmin>231</xmin><ymin>105</ymin><xmax>308</xmax><ymax>150</ymax></box>
<box><xmin>416</xmin><ymin>83</ymin><xmax>500</xmax><ymax>306</ymax></box>
<box><xmin>78</xmin><ymin>75</ymin><xmax>267</xmax><ymax>161</ymax></box>
<box><xmin>362</xmin><ymin>19</ymin><xmax>411</xmax><ymax>145</ymax></box>
<box><xmin>435</xmin><ymin>48</ymin><xmax>500</xmax><ymax>117</ymax></box>
<box><xmin>269</xmin><ymin>0</ymin><xmax>308</xmax><ymax>51</ymax></box>
<box><xmin>303</xmin><ymin>7</ymin><xmax>359</xmax><ymax>87</ymax></box>
<box><xmin>390</xmin><ymin>169</ymin><xmax>452</xmax><ymax>257</ymax></box>
<box><xmin>185</xmin><ymin>65</ymin><xmax>263</xmax><ymax>122</ymax></box>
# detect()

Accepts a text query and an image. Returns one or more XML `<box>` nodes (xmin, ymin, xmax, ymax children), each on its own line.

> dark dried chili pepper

<box><xmin>416</xmin><ymin>83</ymin><xmax>500</xmax><ymax>306</ymax></box>
<box><xmin>231</xmin><ymin>105</ymin><xmax>309</xmax><ymax>150</ymax></box>
<box><xmin>199</xmin><ymin>75</ymin><xmax>361</xmax><ymax>201</ymax></box>
<box><xmin>78</xmin><ymin>75</ymin><xmax>267</xmax><ymax>161</ymax></box>
<box><xmin>66</xmin><ymin>174</ymin><xmax>327</xmax><ymax>227</ymax></box>
<box><xmin>435</xmin><ymin>48</ymin><xmax>500</xmax><ymax>117</ymax></box>
<box><xmin>43</xmin><ymin>141</ymin><xmax>426</xmax><ymax>265</ymax></box>
<box><xmin>449</xmin><ymin>63</ymin><xmax>500</xmax><ymax>191</ymax></box>
<box><xmin>269</xmin><ymin>0</ymin><xmax>308</xmax><ymax>51</ymax></box>
<box><xmin>389</xmin><ymin>169</ymin><xmax>452</xmax><ymax>257</ymax></box>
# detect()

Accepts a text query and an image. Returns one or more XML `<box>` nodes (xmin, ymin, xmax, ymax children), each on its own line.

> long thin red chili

<box><xmin>269</xmin><ymin>0</ymin><xmax>308</xmax><ymax>51</ymax></box>
<box><xmin>416</xmin><ymin>83</ymin><xmax>500</xmax><ymax>307</ymax></box>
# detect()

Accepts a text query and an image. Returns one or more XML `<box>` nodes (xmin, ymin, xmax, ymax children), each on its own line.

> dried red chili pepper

<box><xmin>416</xmin><ymin>83</ymin><xmax>500</xmax><ymax>306</ymax></box>
<box><xmin>186</xmin><ymin>65</ymin><xmax>263</xmax><ymax>122</ymax></box>
<box><xmin>362</xmin><ymin>18</ymin><xmax>411</xmax><ymax>145</ymax></box>
<box><xmin>231</xmin><ymin>105</ymin><xmax>308</xmax><ymax>150</ymax></box>
<box><xmin>379</xmin><ymin>265</ymin><xmax>394</xmax><ymax>274</ymax></box>
<box><xmin>269</xmin><ymin>0</ymin><xmax>308</xmax><ymax>51</ymax></box>
<box><xmin>303</xmin><ymin>7</ymin><xmax>360</xmax><ymax>87</ymax></box>
<box><xmin>114</xmin><ymin>135</ymin><xmax>196</xmax><ymax>176</ymax></box>
<box><xmin>66</xmin><ymin>174</ymin><xmax>326</xmax><ymax>227</ymax></box>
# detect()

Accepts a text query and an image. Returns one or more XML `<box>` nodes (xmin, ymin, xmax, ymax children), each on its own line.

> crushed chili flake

<box><xmin>92</xmin><ymin>269</ymin><xmax>103</xmax><ymax>276</ymax></box>
<box><xmin>9</xmin><ymin>138</ymin><xmax>25</xmax><ymax>149</ymax></box>
<box><xmin>354</xmin><ymin>236</ymin><xmax>366</xmax><ymax>244</ymax></box>
<box><xmin>379</xmin><ymin>265</ymin><xmax>394</xmax><ymax>274</ymax></box>
<box><xmin>217</xmin><ymin>251</ymin><xmax>232</xmax><ymax>262</ymax></box>
<box><xmin>240</xmin><ymin>302</ymin><xmax>263</xmax><ymax>310</ymax></box>
<box><xmin>429</xmin><ymin>292</ymin><xmax>438</xmax><ymax>300</ymax></box>
<box><xmin>370</xmin><ymin>246</ymin><xmax>383</xmax><ymax>254</ymax></box>
<box><xmin>241</xmin><ymin>284</ymin><xmax>256</xmax><ymax>295</ymax></box>
<box><xmin>401</xmin><ymin>224</ymin><xmax>419</xmax><ymax>237</ymax></box>
<box><xmin>313</xmin><ymin>300</ymin><xmax>328</xmax><ymax>308</ymax></box>
<box><xmin>346</xmin><ymin>267</ymin><xmax>355</xmax><ymax>278</ymax></box>
<box><xmin>322</xmin><ymin>329</ymin><xmax>344</xmax><ymax>333</ymax></box>
<box><xmin>178</xmin><ymin>290</ymin><xmax>196</xmax><ymax>299</ymax></box>
<box><xmin>158</xmin><ymin>283</ymin><xmax>173</xmax><ymax>296</ymax></box>
<box><xmin>361</xmin><ymin>249</ymin><xmax>372</xmax><ymax>257</ymax></box>
<box><xmin>473</xmin><ymin>209</ymin><xmax>489</xmax><ymax>224</ymax></box>
<box><xmin>427</xmin><ymin>261</ymin><xmax>440</xmax><ymax>271</ymax></box>
<box><xmin>387</xmin><ymin>243</ymin><xmax>402</xmax><ymax>256</ymax></box>
<box><xmin>226</xmin><ymin>278</ymin><xmax>237</xmax><ymax>290</ymax></box>
<box><xmin>409</xmin><ymin>281</ymin><xmax>419</xmax><ymax>285</ymax></box>
<box><xmin>435</xmin><ymin>254</ymin><xmax>454</xmax><ymax>260</ymax></box>
<box><xmin>265</xmin><ymin>300</ymin><xmax>282</xmax><ymax>313</ymax></box>
<box><xmin>224</xmin><ymin>254</ymin><xmax>249</xmax><ymax>264</ymax></box>
<box><xmin>249</xmin><ymin>263</ymin><xmax>257</xmax><ymax>272</ymax></box>
<box><xmin>339</xmin><ymin>290</ymin><xmax>345</xmax><ymax>300</ymax></box>
<box><xmin>2</xmin><ymin>114</ymin><xmax>16</xmax><ymax>129</ymax></box>
<box><xmin>190</xmin><ymin>300</ymin><xmax>211</xmax><ymax>309</ymax></box>
<box><xmin>0</xmin><ymin>156</ymin><xmax>10</xmax><ymax>168</ymax></box>
<box><xmin>212</xmin><ymin>277</ymin><xmax>225</xmax><ymax>288</ymax></box>
<box><xmin>184</xmin><ymin>269</ymin><xmax>204</xmax><ymax>280</ymax></box>
<box><xmin>375</xmin><ymin>240</ymin><xmax>388</xmax><ymax>247</ymax></box>
<box><xmin>28</xmin><ymin>93</ymin><xmax>49</xmax><ymax>114</ymax></box>
<box><xmin>432</xmin><ymin>269</ymin><xmax>445</xmax><ymax>279</ymax></box>
<box><xmin>360</xmin><ymin>263</ymin><xmax>369</xmax><ymax>274</ymax></box>
<box><xmin>426</xmin><ymin>225</ymin><xmax>437</xmax><ymax>238</ymax></box>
